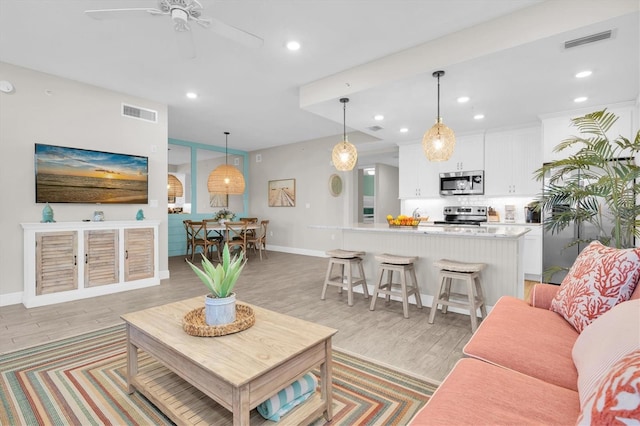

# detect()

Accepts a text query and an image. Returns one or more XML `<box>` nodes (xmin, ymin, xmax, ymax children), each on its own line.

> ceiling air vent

<box><xmin>122</xmin><ymin>103</ymin><xmax>158</xmax><ymax>123</ymax></box>
<box><xmin>367</xmin><ymin>125</ymin><xmax>383</xmax><ymax>132</ymax></box>
<box><xmin>564</xmin><ymin>30</ymin><xmax>612</xmax><ymax>49</ymax></box>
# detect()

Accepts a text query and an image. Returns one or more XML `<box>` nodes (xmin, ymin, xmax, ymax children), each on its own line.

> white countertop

<box><xmin>310</xmin><ymin>222</ymin><xmax>530</xmax><ymax>238</ymax></box>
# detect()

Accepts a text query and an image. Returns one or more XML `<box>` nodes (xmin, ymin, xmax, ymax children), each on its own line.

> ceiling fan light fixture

<box><xmin>332</xmin><ymin>98</ymin><xmax>357</xmax><ymax>171</ymax></box>
<box><xmin>422</xmin><ymin>70</ymin><xmax>456</xmax><ymax>162</ymax></box>
<box><xmin>207</xmin><ymin>132</ymin><xmax>246</xmax><ymax>195</ymax></box>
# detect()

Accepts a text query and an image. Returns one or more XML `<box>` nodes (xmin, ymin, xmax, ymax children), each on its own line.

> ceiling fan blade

<box><xmin>208</xmin><ymin>18</ymin><xmax>264</xmax><ymax>49</ymax></box>
<box><xmin>85</xmin><ymin>8</ymin><xmax>165</xmax><ymax>20</ymax></box>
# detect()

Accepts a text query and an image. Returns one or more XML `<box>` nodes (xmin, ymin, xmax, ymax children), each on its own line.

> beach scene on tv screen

<box><xmin>35</xmin><ymin>144</ymin><xmax>148</xmax><ymax>204</ymax></box>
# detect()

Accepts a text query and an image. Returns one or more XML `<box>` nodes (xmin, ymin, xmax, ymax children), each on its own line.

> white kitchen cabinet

<box><xmin>437</xmin><ymin>134</ymin><xmax>485</xmax><ymax>174</ymax></box>
<box><xmin>398</xmin><ymin>142</ymin><xmax>440</xmax><ymax>198</ymax></box>
<box><xmin>22</xmin><ymin>220</ymin><xmax>160</xmax><ymax>308</ymax></box>
<box><xmin>542</xmin><ymin>104</ymin><xmax>636</xmax><ymax>163</ymax></box>
<box><xmin>485</xmin><ymin>127</ymin><xmax>542</xmax><ymax>196</ymax></box>
<box><xmin>523</xmin><ymin>226</ymin><xmax>542</xmax><ymax>280</ymax></box>
<box><xmin>399</xmin><ymin>134</ymin><xmax>484</xmax><ymax>199</ymax></box>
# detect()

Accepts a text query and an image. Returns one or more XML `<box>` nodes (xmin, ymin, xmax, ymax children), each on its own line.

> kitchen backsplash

<box><xmin>403</xmin><ymin>196</ymin><xmax>539</xmax><ymax>224</ymax></box>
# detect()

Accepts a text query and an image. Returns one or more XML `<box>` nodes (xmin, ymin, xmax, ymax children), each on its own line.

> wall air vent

<box><xmin>367</xmin><ymin>125</ymin><xmax>383</xmax><ymax>132</ymax></box>
<box><xmin>122</xmin><ymin>103</ymin><xmax>158</xmax><ymax>123</ymax></box>
<box><xmin>564</xmin><ymin>30</ymin><xmax>612</xmax><ymax>49</ymax></box>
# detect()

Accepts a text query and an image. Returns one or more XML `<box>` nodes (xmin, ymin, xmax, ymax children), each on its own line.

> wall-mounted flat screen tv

<box><xmin>35</xmin><ymin>144</ymin><xmax>148</xmax><ymax>204</ymax></box>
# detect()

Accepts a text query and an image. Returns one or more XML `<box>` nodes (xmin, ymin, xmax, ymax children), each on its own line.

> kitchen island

<box><xmin>311</xmin><ymin>223</ymin><xmax>530</xmax><ymax>313</ymax></box>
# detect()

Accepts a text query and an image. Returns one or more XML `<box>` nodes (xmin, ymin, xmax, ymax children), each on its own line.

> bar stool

<box><xmin>370</xmin><ymin>254</ymin><xmax>422</xmax><ymax>319</ymax></box>
<box><xmin>429</xmin><ymin>259</ymin><xmax>487</xmax><ymax>332</ymax></box>
<box><xmin>321</xmin><ymin>249</ymin><xmax>368</xmax><ymax>306</ymax></box>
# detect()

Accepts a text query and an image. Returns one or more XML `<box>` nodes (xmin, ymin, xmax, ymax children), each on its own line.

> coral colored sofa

<box><xmin>410</xmin><ymin>283</ymin><xmax>640</xmax><ymax>425</ymax></box>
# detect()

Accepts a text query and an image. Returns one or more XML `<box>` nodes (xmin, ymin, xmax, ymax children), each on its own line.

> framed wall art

<box><xmin>268</xmin><ymin>178</ymin><xmax>295</xmax><ymax>207</ymax></box>
<box><xmin>209</xmin><ymin>193</ymin><xmax>228</xmax><ymax>208</ymax></box>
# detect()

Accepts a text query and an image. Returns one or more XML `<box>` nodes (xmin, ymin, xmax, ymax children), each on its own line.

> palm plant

<box><xmin>187</xmin><ymin>243</ymin><xmax>246</xmax><ymax>298</ymax></box>
<box><xmin>534</xmin><ymin>109</ymin><xmax>640</xmax><ymax>252</ymax></box>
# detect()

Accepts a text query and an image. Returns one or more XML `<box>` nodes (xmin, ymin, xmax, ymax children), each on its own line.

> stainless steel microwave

<box><xmin>439</xmin><ymin>170</ymin><xmax>484</xmax><ymax>196</ymax></box>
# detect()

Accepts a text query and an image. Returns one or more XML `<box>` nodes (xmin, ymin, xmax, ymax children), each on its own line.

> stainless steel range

<box><xmin>434</xmin><ymin>206</ymin><xmax>488</xmax><ymax>226</ymax></box>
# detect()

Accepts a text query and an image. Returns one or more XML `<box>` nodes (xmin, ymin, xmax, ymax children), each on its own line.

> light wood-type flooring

<box><xmin>0</xmin><ymin>251</ymin><xmax>537</xmax><ymax>382</ymax></box>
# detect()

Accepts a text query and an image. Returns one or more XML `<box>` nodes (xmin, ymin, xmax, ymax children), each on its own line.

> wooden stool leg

<box><xmin>346</xmin><ymin>261</ymin><xmax>354</xmax><ymax>307</ymax></box>
<box><xmin>409</xmin><ymin>265</ymin><xmax>422</xmax><ymax>309</ymax></box>
<box><xmin>338</xmin><ymin>264</ymin><xmax>345</xmax><ymax>294</ymax></box>
<box><xmin>467</xmin><ymin>276</ymin><xmax>479</xmax><ymax>333</ymax></box>
<box><xmin>384</xmin><ymin>269</ymin><xmax>393</xmax><ymax>303</ymax></box>
<box><xmin>429</xmin><ymin>274</ymin><xmax>446</xmax><ymax>324</ymax></box>
<box><xmin>370</xmin><ymin>266</ymin><xmax>385</xmax><ymax>311</ymax></box>
<box><xmin>358</xmin><ymin>260</ymin><xmax>369</xmax><ymax>299</ymax></box>
<box><xmin>321</xmin><ymin>260</ymin><xmax>334</xmax><ymax>300</ymax></box>
<box><xmin>400</xmin><ymin>269</ymin><xmax>409</xmax><ymax>319</ymax></box>
<box><xmin>442</xmin><ymin>277</ymin><xmax>453</xmax><ymax>314</ymax></box>
<box><xmin>475</xmin><ymin>275</ymin><xmax>487</xmax><ymax>319</ymax></box>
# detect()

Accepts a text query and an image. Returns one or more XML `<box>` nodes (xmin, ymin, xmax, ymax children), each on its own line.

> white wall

<box><xmin>374</xmin><ymin>163</ymin><xmax>400</xmax><ymax>223</ymax></box>
<box><xmin>0</xmin><ymin>62</ymin><xmax>168</xmax><ymax>302</ymax></box>
<box><xmin>247</xmin><ymin>132</ymin><xmax>378</xmax><ymax>255</ymax></box>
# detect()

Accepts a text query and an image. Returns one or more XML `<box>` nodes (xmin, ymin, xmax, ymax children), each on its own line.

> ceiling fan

<box><xmin>85</xmin><ymin>0</ymin><xmax>263</xmax><ymax>56</ymax></box>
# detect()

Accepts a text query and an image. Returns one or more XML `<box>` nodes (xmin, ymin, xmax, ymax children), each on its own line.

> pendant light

<box><xmin>332</xmin><ymin>97</ymin><xmax>358</xmax><ymax>171</ymax></box>
<box><xmin>207</xmin><ymin>132</ymin><xmax>246</xmax><ymax>195</ymax></box>
<box><xmin>422</xmin><ymin>70</ymin><xmax>456</xmax><ymax>162</ymax></box>
<box><xmin>167</xmin><ymin>174</ymin><xmax>183</xmax><ymax>202</ymax></box>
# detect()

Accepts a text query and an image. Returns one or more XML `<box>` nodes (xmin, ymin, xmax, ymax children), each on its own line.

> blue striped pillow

<box><xmin>257</xmin><ymin>373</ymin><xmax>318</xmax><ymax>421</ymax></box>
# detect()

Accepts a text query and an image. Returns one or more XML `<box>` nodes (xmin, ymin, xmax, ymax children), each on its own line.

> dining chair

<box><xmin>247</xmin><ymin>220</ymin><xmax>269</xmax><ymax>260</ymax></box>
<box><xmin>187</xmin><ymin>221</ymin><xmax>219</xmax><ymax>262</ymax></box>
<box><xmin>203</xmin><ymin>219</ymin><xmax>224</xmax><ymax>262</ymax></box>
<box><xmin>225</xmin><ymin>221</ymin><xmax>249</xmax><ymax>259</ymax></box>
<box><xmin>183</xmin><ymin>220</ymin><xmax>195</xmax><ymax>259</ymax></box>
<box><xmin>239</xmin><ymin>217</ymin><xmax>258</xmax><ymax>239</ymax></box>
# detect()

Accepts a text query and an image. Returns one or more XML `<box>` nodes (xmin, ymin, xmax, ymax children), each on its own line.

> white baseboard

<box><xmin>160</xmin><ymin>269</ymin><xmax>170</xmax><ymax>280</ymax></box>
<box><xmin>350</xmin><ymin>285</ymin><xmax>494</xmax><ymax>317</ymax></box>
<box><xmin>2</xmin><ymin>271</ymin><xmax>171</xmax><ymax>307</ymax></box>
<box><xmin>0</xmin><ymin>291</ymin><xmax>23</xmax><ymax>307</ymax></box>
<box><xmin>265</xmin><ymin>245</ymin><xmax>325</xmax><ymax>258</ymax></box>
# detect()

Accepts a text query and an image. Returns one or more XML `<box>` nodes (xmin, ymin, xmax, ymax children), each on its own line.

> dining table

<box><xmin>204</xmin><ymin>221</ymin><xmax>260</xmax><ymax>261</ymax></box>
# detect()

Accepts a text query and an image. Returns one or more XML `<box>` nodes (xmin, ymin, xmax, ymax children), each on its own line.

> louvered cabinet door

<box><xmin>35</xmin><ymin>231</ymin><xmax>78</xmax><ymax>295</ymax></box>
<box><xmin>85</xmin><ymin>230</ymin><xmax>119</xmax><ymax>287</ymax></box>
<box><xmin>124</xmin><ymin>228</ymin><xmax>154</xmax><ymax>281</ymax></box>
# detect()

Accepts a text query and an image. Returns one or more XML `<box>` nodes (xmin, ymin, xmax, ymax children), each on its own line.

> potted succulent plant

<box><xmin>187</xmin><ymin>243</ymin><xmax>246</xmax><ymax>326</ymax></box>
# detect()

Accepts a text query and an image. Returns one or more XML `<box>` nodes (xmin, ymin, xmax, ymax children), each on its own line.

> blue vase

<box><xmin>42</xmin><ymin>203</ymin><xmax>54</xmax><ymax>223</ymax></box>
<box><xmin>136</xmin><ymin>209</ymin><xmax>145</xmax><ymax>220</ymax></box>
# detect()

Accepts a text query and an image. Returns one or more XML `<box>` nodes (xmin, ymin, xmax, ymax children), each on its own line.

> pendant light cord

<box><xmin>224</xmin><ymin>131</ymin><xmax>229</xmax><ymax>165</ymax></box>
<box><xmin>340</xmin><ymin>97</ymin><xmax>349</xmax><ymax>142</ymax></box>
<box><xmin>343</xmin><ymin>101</ymin><xmax>347</xmax><ymax>141</ymax></box>
<box><xmin>436</xmin><ymin>74</ymin><xmax>440</xmax><ymax>119</ymax></box>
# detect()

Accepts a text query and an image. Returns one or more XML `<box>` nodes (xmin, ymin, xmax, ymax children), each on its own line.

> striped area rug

<box><xmin>0</xmin><ymin>324</ymin><xmax>438</xmax><ymax>425</ymax></box>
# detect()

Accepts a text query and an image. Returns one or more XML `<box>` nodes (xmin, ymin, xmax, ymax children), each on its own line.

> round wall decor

<box><xmin>329</xmin><ymin>174</ymin><xmax>343</xmax><ymax>196</ymax></box>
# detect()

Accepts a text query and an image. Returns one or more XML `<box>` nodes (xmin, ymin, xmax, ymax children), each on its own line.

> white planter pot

<box><xmin>204</xmin><ymin>293</ymin><xmax>236</xmax><ymax>326</ymax></box>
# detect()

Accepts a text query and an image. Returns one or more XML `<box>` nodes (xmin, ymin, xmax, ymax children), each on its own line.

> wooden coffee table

<box><xmin>121</xmin><ymin>296</ymin><xmax>337</xmax><ymax>425</ymax></box>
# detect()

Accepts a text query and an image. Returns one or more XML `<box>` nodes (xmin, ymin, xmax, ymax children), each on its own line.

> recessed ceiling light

<box><xmin>575</xmin><ymin>70</ymin><xmax>592</xmax><ymax>78</ymax></box>
<box><xmin>457</xmin><ymin>96</ymin><xmax>470</xmax><ymax>103</ymax></box>
<box><xmin>473</xmin><ymin>114</ymin><xmax>485</xmax><ymax>120</ymax></box>
<box><xmin>574</xmin><ymin>96</ymin><xmax>588</xmax><ymax>103</ymax></box>
<box><xmin>186</xmin><ymin>92</ymin><xmax>198</xmax><ymax>99</ymax></box>
<box><xmin>286</xmin><ymin>40</ymin><xmax>301</xmax><ymax>51</ymax></box>
<box><xmin>400</xmin><ymin>128</ymin><xmax>409</xmax><ymax>133</ymax></box>
<box><xmin>373</xmin><ymin>114</ymin><xmax>384</xmax><ymax>121</ymax></box>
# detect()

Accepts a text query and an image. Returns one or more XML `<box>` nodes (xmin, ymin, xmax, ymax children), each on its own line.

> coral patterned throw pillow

<box><xmin>550</xmin><ymin>241</ymin><xmax>640</xmax><ymax>333</ymax></box>
<box><xmin>577</xmin><ymin>350</ymin><xmax>640</xmax><ymax>425</ymax></box>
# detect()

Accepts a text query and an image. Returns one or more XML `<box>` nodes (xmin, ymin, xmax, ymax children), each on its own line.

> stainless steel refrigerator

<box><xmin>541</xmin><ymin>163</ymin><xmax>618</xmax><ymax>285</ymax></box>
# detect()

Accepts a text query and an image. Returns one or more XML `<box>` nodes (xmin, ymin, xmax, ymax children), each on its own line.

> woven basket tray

<box><xmin>182</xmin><ymin>303</ymin><xmax>255</xmax><ymax>337</ymax></box>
